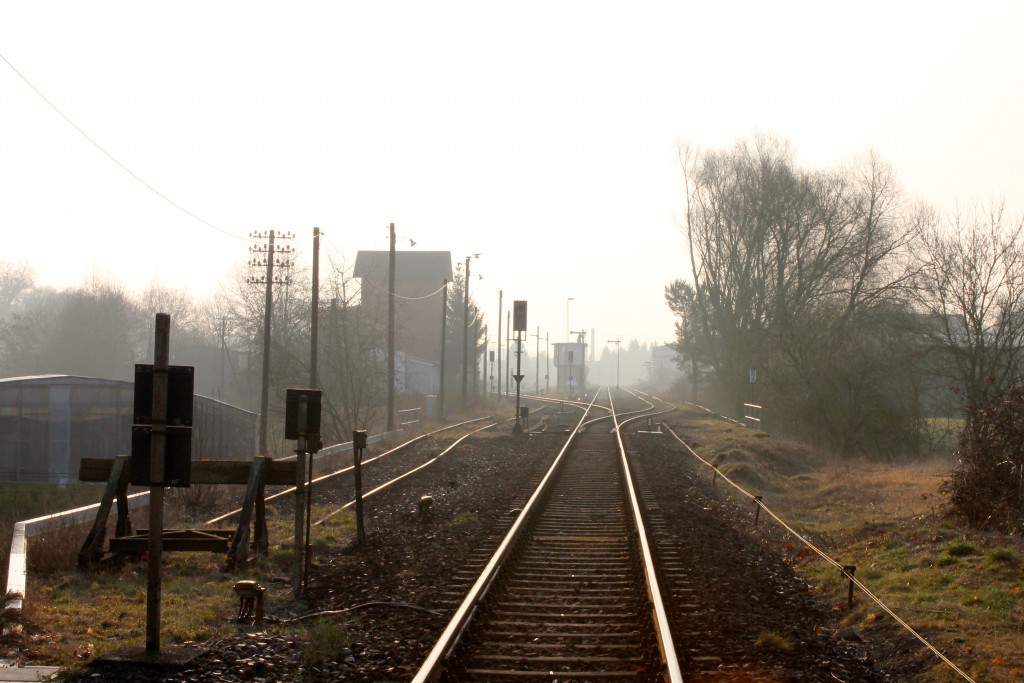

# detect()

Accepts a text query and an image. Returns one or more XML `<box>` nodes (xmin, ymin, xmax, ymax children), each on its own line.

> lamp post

<box><xmin>570</xmin><ymin>329</ymin><xmax>586</xmax><ymax>398</ymax></box>
<box><xmin>608</xmin><ymin>339</ymin><xmax>621</xmax><ymax>389</ymax></box>
<box><xmin>460</xmin><ymin>254</ymin><xmax>479</xmax><ymax>408</ymax></box>
<box><xmin>565</xmin><ymin>297</ymin><xmax>574</xmax><ymax>343</ymax></box>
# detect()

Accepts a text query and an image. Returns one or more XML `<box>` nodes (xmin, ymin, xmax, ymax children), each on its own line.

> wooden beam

<box><xmin>80</xmin><ymin>458</ymin><xmax>299</xmax><ymax>486</ymax></box>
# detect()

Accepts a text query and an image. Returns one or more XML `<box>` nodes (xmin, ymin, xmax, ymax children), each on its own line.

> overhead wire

<box><xmin>1</xmin><ymin>51</ymin><xmax>251</xmax><ymax>243</ymax></box>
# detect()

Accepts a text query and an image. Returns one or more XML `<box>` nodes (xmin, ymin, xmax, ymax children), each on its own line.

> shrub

<box><xmin>941</xmin><ymin>385</ymin><xmax>1024</xmax><ymax>533</ymax></box>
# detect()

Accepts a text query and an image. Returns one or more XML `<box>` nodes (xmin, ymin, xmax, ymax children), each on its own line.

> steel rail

<box><xmin>613</xmin><ymin>393</ymin><xmax>681</xmax><ymax>681</ymax></box>
<box><xmin>204</xmin><ymin>416</ymin><xmax>493</xmax><ymax>526</ymax></box>
<box><xmin>411</xmin><ymin>392</ymin><xmax>601</xmax><ymax>682</ymax></box>
<box><xmin>412</xmin><ymin>388</ymin><xmax>683</xmax><ymax>682</ymax></box>
<box><xmin>312</xmin><ymin>419</ymin><xmax>503</xmax><ymax>527</ymax></box>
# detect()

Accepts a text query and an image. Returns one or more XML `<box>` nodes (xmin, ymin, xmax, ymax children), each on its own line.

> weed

<box><xmin>978</xmin><ymin>587</ymin><xmax>1016</xmax><ymax>612</ymax></box>
<box><xmin>302</xmin><ymin>617</ymin><xmax>353</xmax><ymax>666</ymax></box>
<box><xmin>947</xmin><ymin>541</ymin><xmax>977</xmax><ymax>557</ymax></box>
<box><xmin>987</xmin><ymin>548</ymin><xmax>1017</xmax><ymax>565</ymax></box>
<box><xmin>447</xmin><ymin>512</ymin><xmax>477</xmax><ymax>528</ymax></box>
<box><xmin>754</xmin><ymin>630</ymin><xmax>793</xmax><ymax>650</ymax></box>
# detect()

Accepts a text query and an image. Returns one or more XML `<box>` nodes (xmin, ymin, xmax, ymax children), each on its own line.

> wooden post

<box><xmin>353</xmin><ymin>430</ymin><xmax>367</xmax><ymax>546</ymax></box>
<box><xmin>78</xmin><ymin>455</ymin><xmax>129</xmax><ymax>567</ymax></box>
<box><xmin>115</xmin><ymin>456</ymin><xmax>132</xmax><ymax>538</ymax></box>
<box><xmin>292</xmin><ymin>400</ymin><xmax>308</xmax><ymax>599</ymax></box>
<box><xmin>146</xmin><ymin>313</ymin><xmax>170</xmax><ymax>655</ymax></box>
<box><xmin>226</xmin><ymin>457</ymin><xmax>268</xmax><ymax>570</ymax></box>
<box><xmin>843</xmin><ymin>565</ymin><xmax>857</xmax><ymax>606</ymax></box>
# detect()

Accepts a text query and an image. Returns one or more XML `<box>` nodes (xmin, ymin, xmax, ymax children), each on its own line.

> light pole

<box><xmin>531</xmin><ymin>326</ymin><xmax>541</xmax><ymax>394</ymax></box>
<box><xmin>608</xmin><ymin>339</ymin><xmax>621</xmax><ymax>389</ymax></box>
<box><xmin>460</xmin><ymin>254</ymin><xmax>479</xmax><ymax>408</ymax></box>
<box><xmin>566</xmin><ymin>297</ymin><xmax>574</xmax><ymax>343</ymax></box>
<box><xmin>571</xmin><ymin>329</ymin><xmax>586</xmax><ymax>398</ymax></box>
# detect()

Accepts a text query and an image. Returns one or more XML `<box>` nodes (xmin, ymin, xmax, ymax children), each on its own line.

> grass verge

<box><xmin>671</xmin><ymin>405</ymin><xmax>1024</xmax><ymax>683</ymax></box>
<box><xmin>12</xmin><ymin>491</ymin><xmax>357</xmax><ymax>669</ymax></box>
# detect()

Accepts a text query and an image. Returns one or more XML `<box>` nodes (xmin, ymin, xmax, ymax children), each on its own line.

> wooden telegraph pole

<box><xmin>387</xmin><ymin>223</ymin><xmax>396</xmax><ymax>432</ymax></box>
<box><xmin>438</xmin><ymin>279</ymin><xmax>447</xmax><ymax>419</ymax></box>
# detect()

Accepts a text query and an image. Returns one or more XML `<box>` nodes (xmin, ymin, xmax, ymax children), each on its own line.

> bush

<box><xmin>942</xmin><ymin>385</ymin><xmax>1024</xmax><ymax>533</ymax></box>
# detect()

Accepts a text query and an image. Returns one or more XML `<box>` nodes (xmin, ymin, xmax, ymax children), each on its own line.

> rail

<box><xmin>612</xmin><ymin>391</ymin><xmax>682</xmax><ymax>681</ymax></box>
<box><xmin>5</xmin><ymin>420</ymin><xmax>480</xmax><ymax>615</ymax></box>
<box><xmin>411</xmin><ymin>394</ymin><xmax>596</xmax><ymax>682</ymax></box>
<box><xmin>412</xmin><ymin>387</ymin><xmax>682</xmax><ymax>681</ymax></box>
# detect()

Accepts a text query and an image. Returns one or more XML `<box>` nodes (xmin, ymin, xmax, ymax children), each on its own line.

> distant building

<box><xmin>553</xmin><ymin>342</ymin><xmax>588</xmax><ymax>396</ymax></box>
<box><xmin>0</xmin><ymin>375</ymin><xmax>257</xmax><ymax>485</ymax></box>
<box><xmin>354</xmin><ymin>251</ymin><xmax>453</xmax><ymax>394</ymax></box>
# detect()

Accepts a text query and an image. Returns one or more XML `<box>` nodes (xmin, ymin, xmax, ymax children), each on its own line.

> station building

<box><xmin>0</xmin><ymin>375</ymin><xmax>257</xmax><ymax>485</ymax></box>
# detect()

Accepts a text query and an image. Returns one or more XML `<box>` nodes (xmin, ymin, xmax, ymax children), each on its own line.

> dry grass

<box><xmin>13</xmin><ymin>489</ymin><xmax>358</xmax><ymax>668</ymax></box>
<box><xmin>671</xmin><ymin>405</ymin><xmax>1024</xmax><ymax>682</ymax></box>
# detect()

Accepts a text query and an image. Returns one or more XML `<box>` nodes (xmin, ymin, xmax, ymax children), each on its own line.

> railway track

<box><xmin>414</xmin><ymin>388</ymin><xmax>681</xmax><ymax>682</ymax></box>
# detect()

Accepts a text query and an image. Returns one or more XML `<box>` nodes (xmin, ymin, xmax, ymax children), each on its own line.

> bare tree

<box><xmin>0</xmin><ymin>279</ymin><xmax>138</xmax><ymax>379</ymax></box>
<box><xmin>317</xmin><ymin>262</ymin><xmax>387</xmax><ymax>441</ymax></box>
<box><xmin>675</xmin><ymin>136</ymin><xmax>920</xmax><ymax>454</ymax></box>
<box><xmin>914</xmin><ymin>201</ymin><xmax>1024</xmax><ymax>410</ymax></box>
<box><xmin>0</xmin><ymin>261</ymin><xmax>35</xmax><ymax>321</ymax></box>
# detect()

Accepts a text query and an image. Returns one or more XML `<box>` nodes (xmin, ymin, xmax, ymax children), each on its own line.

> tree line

<box><xmin>666</xmin><ymin>134</ymin><xmax>1024</xmax><ymax>460</ymax></box>
<box><xmin>0</xmin><ymin>258</ymin><xmax>483</xmax><ymax>457</ymax></box>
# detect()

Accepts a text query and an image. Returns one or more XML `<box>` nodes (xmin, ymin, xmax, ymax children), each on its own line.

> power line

<box><xmin>0</xmin><ymin>51</ymin><xmax>250</xmax><ymax>243</ymax></box>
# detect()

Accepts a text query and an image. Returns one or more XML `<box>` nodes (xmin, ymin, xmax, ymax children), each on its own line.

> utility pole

<box><xmin>387</xmin><ymin>223</ymin><xmax>396</xmax><ymax>431</ymax></box>
<box><xmin>531</xmin><ymin>326</ymin><xmax>541</xmax><ymax>394</ymax></box>
<box><xmin>608</xmin><ymin>339</ymin><xmax>621</xmax><ymax>389</ymax></box>
<box><xmin>302</xmin><ymin>227</ymin><xmax>321</xmax><ymax>592</ymax></box>
<box><xmin>505</xmin><ymin>310</ymin><xmax>511</xmax><ymax>396</ymax></box>
<box><xmin>310</xmin><ymin>228</ymin><xmax>320</xmax><ymax>390</ymax></box>
<box><xmin>461</xmin><ymin>257</ymin><xmax>470</xmax><ymax>407</ymax></box>
<box><xmin>219</xmin><ymin>316</ymin><xmax>226</xmax><ymax>400</ymax></box>
<box><xmin>545</xmin><ymin>332</ymin><xmax>550</xmax><ymax>394</ymax></box>
<box><xmin>439</xmin><ymin>279</ymin><xmax>447</xmax><ymax>419</ymax></box>
<box><xmin>249</xmin><ymin>230</ymin><xmax>294</xmax><ymax>457</ymax></box>
<box><xmin>497</xmin><ymin>290</ymin><xmax>503</xmax><ymax>399</ymax></box>
<box><xmin>460</xmin><ymin>254</ymin><xmax>479</xmax><ymax>408</ymax></box>
<box><xmin>571</xmin><ymin>329</ymin><xmax>587</xmax><ymax>398</ymax></box>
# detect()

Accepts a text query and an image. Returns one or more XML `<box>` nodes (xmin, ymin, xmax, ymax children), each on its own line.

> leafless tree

<box><xmin>914</xmin><ymin>201</ymin><xmax>1024</xmax><ymax>410</ymax></box>
<box><xmin>317</xmin><ymin>261</ymin><xmax>387</xmax><ymax>441</ymax></box>
<box><xmin>0</xmin><ymin>261</ymin><xmax>35</xmax><ymax>321</ymax></box>
<box><xmin>675</xmin><ymin>137</ymin><xmax>920</xmax><ymax>454</ymax></box>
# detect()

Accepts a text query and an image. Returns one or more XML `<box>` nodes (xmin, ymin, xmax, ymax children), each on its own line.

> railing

<box><xmin>743</xmin><ymin>403</ymin><xmax>762</xmax><ymax>429</ymax></box>
<box><xmin>398</xmin><ymin>407</ymin><xmax>421</xmax><ymax>429</ymax></box>
<box><xmin>4</xmin><ymin>492</ymin><xmax>150</xmax><ymax>612</ymax></box>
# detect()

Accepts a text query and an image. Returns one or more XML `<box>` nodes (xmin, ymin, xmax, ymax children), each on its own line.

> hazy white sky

<box><xmin>3</xmin><ymin>1</ymin><xmax>1022</xmax><ymax>351</ymax></box>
